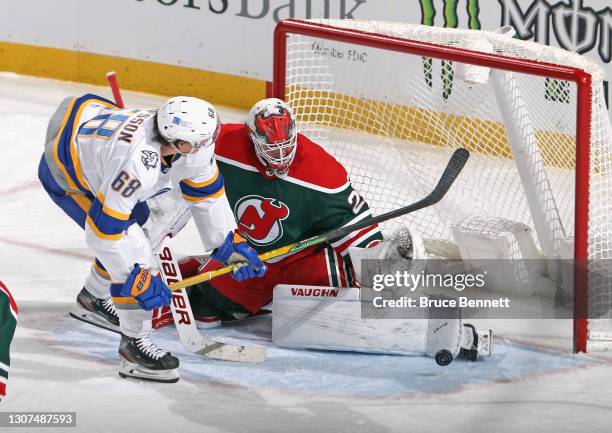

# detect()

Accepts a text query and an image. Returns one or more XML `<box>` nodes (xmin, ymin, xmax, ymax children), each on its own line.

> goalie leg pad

<box><xmin>272</xmin><ymin>285</ymin><xmax>428</xmax><ymax>355</ymax></box>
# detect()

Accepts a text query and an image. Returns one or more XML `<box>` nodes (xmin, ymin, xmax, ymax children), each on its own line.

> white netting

<box><xmin>279</xmin><ymin>19</ymin><xmax>612</xmax><ymax>344</ymax></box>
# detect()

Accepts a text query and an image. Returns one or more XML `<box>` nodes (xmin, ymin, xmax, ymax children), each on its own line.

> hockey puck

<box><xmin>435</xmin><ymin>349</ymin><xmax>453</xmax><ymax>366</ymax></box>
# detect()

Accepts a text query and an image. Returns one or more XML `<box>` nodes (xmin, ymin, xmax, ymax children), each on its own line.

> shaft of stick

<box><xmin>106</xmin><ymin>71</ymin><xmax>125</xmax><ymax>108</ymax></box>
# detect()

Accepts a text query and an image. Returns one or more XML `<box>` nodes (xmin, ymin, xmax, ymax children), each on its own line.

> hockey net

<box><xmin>272</xmin><ymin>19</ymin><xmax>612</xmax><ymax>352</ymax></box>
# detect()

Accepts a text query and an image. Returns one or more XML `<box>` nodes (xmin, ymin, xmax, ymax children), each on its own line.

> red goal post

<box><xmin>271</xmin><ymin>18</ymin><xmax>610</xmax><ymax>353</ymax></box>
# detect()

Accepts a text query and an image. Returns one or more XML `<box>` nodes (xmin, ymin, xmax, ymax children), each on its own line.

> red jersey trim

<box><xmin>0</xmin><ymin>281</ymin><xmax>18</xmax><ymax>319</ymax></box>
<box><xmin>216</xmin><ymin>124</ymin><xmax>351</xmax><ymax>193</ymax></box>
<box><xmin>216</xmin><ymin>155</ymin><xmax>350</xmax><ymax>194</ymax></box>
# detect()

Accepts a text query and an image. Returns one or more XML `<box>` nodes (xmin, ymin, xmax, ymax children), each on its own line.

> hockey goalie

<box><xmin>150</xmin><ymin>98</ymin><xmax>491</xmax><ymax>364</ymax></box>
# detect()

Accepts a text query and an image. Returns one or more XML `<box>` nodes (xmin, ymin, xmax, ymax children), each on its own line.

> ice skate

<box><xmin>118</xmin><ymin>332</ymin><xmax>179</xmax><ymax>383</ymax></box>
<box><xmin>70</xmin><ymin>287</ymin><xmax>120</xmax><ymax>333</ymax></box>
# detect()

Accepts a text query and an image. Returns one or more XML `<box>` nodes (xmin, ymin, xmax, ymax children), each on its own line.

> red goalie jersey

<box><xmin>180</xmin><ymin>123</ymin><xmax>383</xmax><ymax>315</ymax></box>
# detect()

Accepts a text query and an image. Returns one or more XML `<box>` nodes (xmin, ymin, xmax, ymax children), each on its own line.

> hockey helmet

<box><xmin>157</xmin><ymin>96</ymin><xmax>220</xmax><ymax>154</ymax></box>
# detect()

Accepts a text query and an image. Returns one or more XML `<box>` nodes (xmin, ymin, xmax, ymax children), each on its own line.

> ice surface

<box><xmin>1</xmin><ymin>73</ymin><xmax>612</xmax><ymax>433</ymax></box>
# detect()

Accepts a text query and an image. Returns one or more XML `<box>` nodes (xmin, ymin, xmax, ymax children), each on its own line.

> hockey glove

<box><xmin>211</xmin><ymin>231</ymin><xmax>267</xmax><ymax>281</ymax></box>
<box><xmin>121</xmin><ymin>264</ymin><xmax>172</xmax><ymax>311</ymax></box>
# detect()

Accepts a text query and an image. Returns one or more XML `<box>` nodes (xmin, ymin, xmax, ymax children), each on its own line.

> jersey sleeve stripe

<box><xmin>333</xmin><ymin>225</ymin><xmax>382</xmax><ymax>255</ymax></box>
<box><xmin>180</xmin><ymin>173</ymin><xmax>225</xmax><ymax>201</ymax></box>
<box><xmin>181</xmin><ymin>167</ymin><xmax>220</xmax><ymax>188</ymax></box>
<box><xmin>182</xmin><ymin>187</ymin><xmax>226</xmax><ymax>203</ymax></box>
<box><xmin>329</xmin><ymin>211</ymin><xmax>373</xmax><ymax>248</ymax></box>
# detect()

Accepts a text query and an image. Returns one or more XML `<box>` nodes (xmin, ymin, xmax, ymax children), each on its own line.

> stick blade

<box><xmin>197</xmin><ymin>340</ymin><xmax>267</xmax><ymax>363</ymax></box>
<box><xmin>429</xmin><ymin>148</ymin><xmax>470</xmax><ymax>203</ymax></box>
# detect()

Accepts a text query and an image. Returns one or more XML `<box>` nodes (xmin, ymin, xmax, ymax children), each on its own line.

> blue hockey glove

<box><xmin>211</xmin><ymin>231</ymin><xmax>267</xmax><ymax>281</ymax></box>
<box><xmin>120</xmin><ymin>264</ymin><xmax>172</xmax><ymax>311</ymax></box>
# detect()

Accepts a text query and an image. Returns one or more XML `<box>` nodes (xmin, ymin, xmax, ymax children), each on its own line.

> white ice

<box><xmin>1</xmin><ymin>73</ymin><xmax>612</xmax><ymax>433</ymax></box>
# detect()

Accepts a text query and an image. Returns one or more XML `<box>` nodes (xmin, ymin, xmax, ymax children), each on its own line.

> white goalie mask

<box><xmin>246</xmin><ymin>98</ymin><xmax>297</xmax><ymax>176</ymax></box>
<box><xmin>157</xmin><ymin>96</ymin><xmax>221</xmax><ymax>155</ymax></box>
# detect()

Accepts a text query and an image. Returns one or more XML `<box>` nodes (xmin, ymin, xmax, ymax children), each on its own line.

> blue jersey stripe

<box><xmin>179</xmin><ymin>173</ymin><xmax>225</xmax><ymax>199</ymax></box>
<box><xmin>87</xmin><ymin>197</ymin><xmax>131</xmax><ymax>237</ymax></box>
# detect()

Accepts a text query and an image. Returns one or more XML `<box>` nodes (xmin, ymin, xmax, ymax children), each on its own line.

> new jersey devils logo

<box><xmin>234</xmin><ymin>195</ymin><xmax>290</xmax><ymax>246</ymax></box>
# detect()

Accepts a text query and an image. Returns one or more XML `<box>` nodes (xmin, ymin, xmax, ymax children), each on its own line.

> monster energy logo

<box><xmin>419</xmin><ymin>0</ymin><xmax>483</xmax><ymax>100</ymax></box>
<box><xmin>420</xmin><ymin>0</ymin><xmax>482</xmax><ymax>29</ymax></box>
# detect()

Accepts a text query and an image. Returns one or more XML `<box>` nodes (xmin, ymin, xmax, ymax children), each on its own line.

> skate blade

<box><xmin>70</xmin><ymin>304</ymin><xmax>120</xmax><ymax>334</ymax></box>
<box><xmin>119</xmin><ymin>360</ymin><xmax>179</xmax><ymax>383</ymax></box>
<box><xmin>478</xmin><ymin>329</ymin><xmax>493</xmax><ymax>357</ymax></box>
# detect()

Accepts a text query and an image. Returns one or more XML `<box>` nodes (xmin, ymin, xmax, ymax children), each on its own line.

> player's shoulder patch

<box><xmin>140</xmin><ymin>150</ymin><xmax>159</xmax><ymax>170</ymax></box>
<box><xmin>126</xmin><ymin>149</ymin><xmax>158</xmax><ymax>189</ymax></box>
<box><xmin>286</xmin><ymin>134</ymin><xmax>349</xmax><ymax>192</ymax></box>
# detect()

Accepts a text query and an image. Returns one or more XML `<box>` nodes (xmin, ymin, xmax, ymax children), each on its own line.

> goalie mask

<box><xmin>157</xmin><ymin>96</ymin><xmax>221</xmax><ymax>155</ymax></box>
<box><xmin>246</xmin><ymin>98</ymin><xmax>297</xmax><ymax>177</ymax></box>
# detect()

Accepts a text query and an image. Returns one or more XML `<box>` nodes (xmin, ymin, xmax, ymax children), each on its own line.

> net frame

<box><xmin>272</xmin><ymin>18</ymin><xmax>597</xmax><ymax>353</ymax></box>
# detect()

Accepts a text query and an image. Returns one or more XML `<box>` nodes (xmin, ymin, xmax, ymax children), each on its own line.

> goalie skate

<box><xmin>460</xmin><ymin>324</ymin><xmax>493</xmax><ymax>362</ymax></box>
<box><xmin>69</xmin><ymin>288</ymin><xmax>120</xmax><ymax>334</ymax></box>
<box><xmin>118</xmin><ymin>333</ymin><xmax>179</xmax><ymax>383</ymax></box>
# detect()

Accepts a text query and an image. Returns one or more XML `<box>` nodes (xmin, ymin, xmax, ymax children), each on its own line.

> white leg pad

<box><xmin>273</xmin><ymin>286</ymin><xmax>471</xmax><ymax>358</ymax></box>
<box><xmin>273</xmin><ymin>285</ymin><xmax>429</xmax><ymax>355</ymax></box>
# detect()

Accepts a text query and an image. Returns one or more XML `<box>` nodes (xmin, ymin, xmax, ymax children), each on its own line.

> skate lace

<box><xmin>102</xmin><ymin>298</ymin><xmax>117</xmax><ymax>316</ymax></box>
<box><xmin>136</xmin><ymin>334</ymin><xmax>168</xmax><ymax>360</ymax></box>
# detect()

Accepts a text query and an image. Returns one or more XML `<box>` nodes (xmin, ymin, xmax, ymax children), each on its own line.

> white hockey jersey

<box><xmin>44</xmin><ymin>94</ymin><xmax>235</xmax><ymax>284</ymax></box>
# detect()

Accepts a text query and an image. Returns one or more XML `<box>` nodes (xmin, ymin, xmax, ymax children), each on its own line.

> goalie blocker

<box><xmin>272</xmin><ymin>284</ymin><xmax>491</xmax><ymax>365</ymax></box>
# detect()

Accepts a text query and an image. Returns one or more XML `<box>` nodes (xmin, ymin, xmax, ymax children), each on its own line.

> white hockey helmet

<box><xmin>157</xmin><ymin>96</ymin><xmax>220</xmax><ymax>154</ymax></box>
<box><xmin>245</xmin><ymin>98</ymin><xmax>297</xmax><ymax>176</ymax></box>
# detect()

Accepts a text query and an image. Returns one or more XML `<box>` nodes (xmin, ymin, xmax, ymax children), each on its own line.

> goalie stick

<box><xmin>105</xmin><ymin>72</ymin><xmax>265</xmax><ymax>363</ymax></box>
<box><xmin>170</xmin><ymin>147</ymin><xmax>470</xmax><ymax>290</ymax></box>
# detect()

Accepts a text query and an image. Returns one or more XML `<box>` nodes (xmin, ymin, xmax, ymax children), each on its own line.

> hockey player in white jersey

<box><xmin>37</xmin><ymin>94</ymin><xmax>266</xmax><ymax>382</ymax></box>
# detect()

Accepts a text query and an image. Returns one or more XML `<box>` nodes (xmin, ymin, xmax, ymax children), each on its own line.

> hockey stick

<box><xmin>105</xmin><ymin>72</ymin><xmax>265</xmax><ymax>363</ymax></box>
<box><xmin>155</xmin><ymin>239</ymin><xmax>266</xmax><ymax>363</ymax></box>
<box><xmin>170</xmin><ymin>148</ymin><xmax>470</xmax><ymax>290</ymax></box>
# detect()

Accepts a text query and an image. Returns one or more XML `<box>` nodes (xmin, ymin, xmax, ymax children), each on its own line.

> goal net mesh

<box><xmin>280</xmin><ymin>19</ymin><xmax>612</xmax><ymax>341</ymax></box>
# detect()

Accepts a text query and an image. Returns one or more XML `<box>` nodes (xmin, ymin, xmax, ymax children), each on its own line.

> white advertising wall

<box><xmin>0</xmin><ymin>0</ymin><xmax>609</xmax><ymax>107</ymax></box>
<box><xmin>1</xmin><ymin>1</ymin><xmax>610</xmax><ymax>80</ymax></box>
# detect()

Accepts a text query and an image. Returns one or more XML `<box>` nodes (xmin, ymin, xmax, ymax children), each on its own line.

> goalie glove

<box><xmin>348</xmin><ymin>226</ymin><xmax>426</xmax><ymax>285</ymax></box>
<box><xmin>211</xmin><ymin>231</ymin><xmax>267</xmax><ymax>281</ymax></box>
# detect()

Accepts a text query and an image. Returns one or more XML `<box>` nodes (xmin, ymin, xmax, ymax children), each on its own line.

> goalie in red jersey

<box><xmin>153</xmin><ymin>97</ymin><xmax>383</xmax><ymax>326</ymax></box>
<box><xmin>151</xmin><ymin>98</ymin><xmax>490</xmax><ymax>363</ymax></box>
